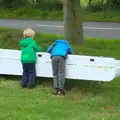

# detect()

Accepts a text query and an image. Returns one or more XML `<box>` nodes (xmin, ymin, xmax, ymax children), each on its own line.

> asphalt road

<box><xmin>0</xmin><ymin>19</ymin><xmax>120</xmax><ymax>39</ymax></box>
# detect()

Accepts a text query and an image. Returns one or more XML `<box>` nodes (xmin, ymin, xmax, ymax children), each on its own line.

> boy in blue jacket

<box><xmin>46</xmin><ymin>39</ymin><xmax>73</xmax><ymax>95</ymax></box>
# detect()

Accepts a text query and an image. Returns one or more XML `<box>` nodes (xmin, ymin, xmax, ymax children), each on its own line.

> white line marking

<box><xmin>36</xmin><ymin>25</ymin><xmax>63</xmax><ymax>28</ymax></box>
<box><xmin>36</xmin><ymin>24</ymin><xmax>120</xmax><ymax>30</ymax></box>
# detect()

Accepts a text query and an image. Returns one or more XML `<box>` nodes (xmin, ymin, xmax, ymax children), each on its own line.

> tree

<box><xmin>63</xmin><ymin>0</ymin><xmax>84</xmax><ymax>44</ymax></box>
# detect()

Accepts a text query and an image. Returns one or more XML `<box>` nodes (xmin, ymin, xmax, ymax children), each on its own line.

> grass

<box><xmin>1</xmin><ymin>78</ymin><xmax>120</xmax><ymax>120</ymax></box>
<box><xmin>0</xmin><ymin>28</ymin><xmax>120</xmax><ymax>119</ymax></box>
<box><xmin>0</xmin><ymin>8</ymin><xmax>120</xmax><ymax>22</ymax></box>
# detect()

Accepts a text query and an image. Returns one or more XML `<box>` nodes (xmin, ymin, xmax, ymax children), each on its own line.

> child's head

<box><xmin>23</xmin><ymin>28</ymin><xmax>35</xmax><ymax>39</ymax></box>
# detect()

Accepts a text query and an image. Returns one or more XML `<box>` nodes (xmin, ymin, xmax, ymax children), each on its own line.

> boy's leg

<box><xmin>52</xmin><ymin>56</ymin><xmax>59</xmax><ymax>93</ymax></box>
<box><xmin>22</xmin><ymin>64</ymin><xmax>29</xmax><ymax>88</ymax></box>
<box><xmin>28</xmin><ymin>63</ymin><xmax>36</xmax><ymax>89</ymax></box>
<box><xmin>58</xmin><ymin>56</ymin><xmax>65</xmax><ymax>94</ymax></box>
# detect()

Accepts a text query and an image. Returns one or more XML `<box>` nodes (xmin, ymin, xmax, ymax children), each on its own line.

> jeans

<box><xmin>22</xmin><ymin>63</ymin><xmax>36</xmax><ymax>88</ymax></box>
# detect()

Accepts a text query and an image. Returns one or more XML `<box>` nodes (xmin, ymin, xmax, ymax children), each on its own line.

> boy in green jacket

<box><xmin>20</xmin><ymin>28</ymin><xmax>41</xmax><ymax>89</ymax></box>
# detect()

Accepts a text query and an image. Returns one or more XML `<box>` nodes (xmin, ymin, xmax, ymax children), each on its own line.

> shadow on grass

<box><xmin>65</xmin><ymin>79</ymin><xmax>103</xmax><ymax>95</ymax></box>
<box><xmin>0</xmin><ymin>74</ymin><xmax>104</xmax><ymax>96</ymax></box>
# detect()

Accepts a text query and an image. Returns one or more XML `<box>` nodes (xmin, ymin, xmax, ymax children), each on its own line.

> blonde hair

<box><xmin>23</xmin><ymin>28</ymin><xmax>35</xmax><ymax>38</ymax></box>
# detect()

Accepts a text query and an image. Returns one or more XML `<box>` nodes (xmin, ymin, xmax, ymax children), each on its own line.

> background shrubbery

<box><xmin>0</xmin><ymin>0</ymin><xmax>120</xmax><ymax>22</ymax></box>
<box><xmin>0</xmin><ymin>0</ymin><xmax>120</xmax><ymax>11</ymax></box>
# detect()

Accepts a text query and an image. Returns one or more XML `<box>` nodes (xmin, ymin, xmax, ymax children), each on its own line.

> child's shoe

<box><xmin>52</xmin><ymin>88</ymin><xmax>59</xmax><ymax>95</ymax></box>
<box><xmin>58</xmin><ymin>89</ymin><xmax>65</xmax><ymax>95</ymax></box>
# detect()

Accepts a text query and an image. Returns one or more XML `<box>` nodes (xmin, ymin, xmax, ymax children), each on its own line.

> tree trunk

<box><xmin>63</xmin><ymin>0</ymin><xmax>84</xmax><ymax>44</ymax></box>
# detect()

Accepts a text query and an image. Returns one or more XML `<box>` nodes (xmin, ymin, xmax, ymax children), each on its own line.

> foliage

<box><xmin>0</xmin><ymin>0</ymin><xmax>120</xmax><ymax>22</ymax></box>
<box><xmin>35</xmin><ymin>0</ymin><xmax>62</xmax><ymax>11</ymax></box>
<box><xmin>0</xmin><ymin>0</ymin><xmax>30</xmax><ymax>8</ymax></box>
<box><xmin>0</xmin><ymin>0</ymin><xmax>120</xmax><ymax>11</ymax></box>
<box><xmin>86</xmin><ymin>0</ymin><xmax>120</xmax><ymax>11</ymax></box>
<box><xmin>0</xmin><ymin>0</ymin><xmax>62</xmax><ymax>10</ymax></box>
<box><xmin>0</xmin><ymin>8</ymin><xmax>120</xmax><ymax>22</ymax></box>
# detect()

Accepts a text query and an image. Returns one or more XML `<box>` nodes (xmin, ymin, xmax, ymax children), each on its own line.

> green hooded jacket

<box><xmin>20</xmin><ymin>37</ymin><xmax>41</xmax><ymax>63</ymax></box>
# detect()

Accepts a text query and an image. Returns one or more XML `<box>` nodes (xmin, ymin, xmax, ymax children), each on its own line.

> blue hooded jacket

<box><xmin>46</xmin><ymin>39</ymin><xmax>73</xmax><ymax>58</ymax></box>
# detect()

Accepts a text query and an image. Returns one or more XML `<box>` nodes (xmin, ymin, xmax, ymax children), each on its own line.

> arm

<box><xmin>20</xmin><ymin>41</ymin><xmax>22</xmax><ymax>47</ymax></box>
<box><xmin>68</xmin><ymin>45</ymin><xmax>74</xmax><ymax>54</ymax></box>
<box><xmin>19</xmin><ymin>40</ymin><xmax>23</xmax><ymax>49</ymax></box>
<box><xmin>20</xmin><ymin>40</ymin><xmax>23</xmax><ymax>47</ymax></box>
<box><xmin>46</xmin><ymin>44</ymin><xmax>54</xmax><ymax>53</ymax></box>
<box><xmin>32</xmin><ymin>41</ymin><xmax>42</xmax><ymax>52</ymax></box>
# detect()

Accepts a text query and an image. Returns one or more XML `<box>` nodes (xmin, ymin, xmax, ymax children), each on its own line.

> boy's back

<box><xmin>20</xmin><ymin>37</ymin><xmax>41</xmax><ymax>63</ymax></box>
<box><xmin>47</xmin><ymin>39</ymin><xmax>73</xmax><ymax>58</ymax></box>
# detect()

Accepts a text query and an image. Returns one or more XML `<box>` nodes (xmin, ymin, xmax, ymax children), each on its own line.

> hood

<box><xmin>55</xmin><ymin>39</ymin><xmax>69</xmax><ymax>47</ymax></box>
<box><xmin>20</xmin><ymin>38</ymin><xmax>32</xmax><ymax>47</ymax></box>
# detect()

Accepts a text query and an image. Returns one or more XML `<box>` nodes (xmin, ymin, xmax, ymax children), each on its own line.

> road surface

<box><xmin>0</xmin><ymin>19</ymin><xmax>120</xmax><ymax>39</ymax></box>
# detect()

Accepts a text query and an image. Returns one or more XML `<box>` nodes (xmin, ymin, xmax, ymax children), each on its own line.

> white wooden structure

<box><xmin>0</xmin><ymin>49</ymin><xmax>120</xmax><ymax>81</ymax></box>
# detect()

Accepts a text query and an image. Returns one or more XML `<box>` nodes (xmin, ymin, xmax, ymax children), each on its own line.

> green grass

<box><xmin>0</xmin><ymin>8</ymin><xmax>120</xmax><ymax>22</ymax></box>
<box><xmin>1</xmin><ymin>78</ymin><xmax>120</xmax><ymax>120</ymax></box>
<box><xmin>0</xmin><ymin>28</ymin><xmax>120</xmax><ymax>119</ymax></box>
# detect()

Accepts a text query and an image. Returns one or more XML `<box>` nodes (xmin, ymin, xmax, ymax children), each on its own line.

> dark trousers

<box><xmin>52</xmin><ymin>56</ymin><xmax>65</xmax><ymax>90</ymax></box>
<box><xmin>22</xmin><ymin>63</ymin><xmax>36</xmax><ymax>88</ymax></box>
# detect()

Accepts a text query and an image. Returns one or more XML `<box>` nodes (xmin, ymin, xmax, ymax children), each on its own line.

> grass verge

<box><xmin>0</xmin><ymin>28</ymin><xmax>120</xmax><ymax>120</ymax></box>
<box><xmin>0</xmin><ymin>8</ymin><xmax>120</xmax><ymax>22</ymax></box>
